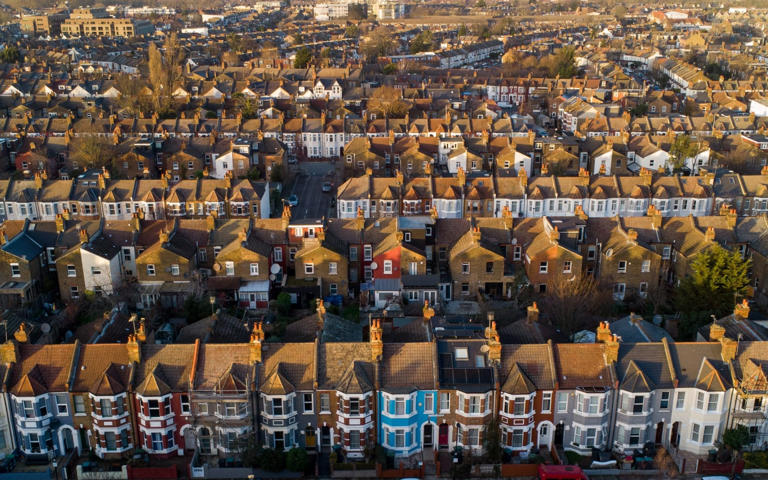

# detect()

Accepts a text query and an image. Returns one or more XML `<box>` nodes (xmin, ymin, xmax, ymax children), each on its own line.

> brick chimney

<box><xmin>137</xmin><ymin>317</ymin><xmax>147</xmax><ymax>343</ymax></box>
<box><xmin>158</xmin><ymin>229</ymin><xmax>169</xmax><ymax>244</ymax></box>
<box><xmin>471</xmin><ymin>226</ymin><xmax>481</xmax><ymax>243</ymax></box>
<box><xmin>596</xmin><ymin>321</ymin><xmax>612</xmax><ymax>343</ymax></box>
<box><xmin>704</xmin><ymin>226</ymin><xmax>715</xmax><ymax>242</ymax></box>
<box><xmin>130</xmin><ymin>213</ymin><xmax>141</xmax><ymax>233</ymax></box>
<box><xmin>647</xmin><ymin>204</ymin><xmax>662</xmax><ymax>229</ymax></box>
<box><xmin>457</xmin><ymin>166</ymin><xmax>466</xmax><ymax>186</ymax></box>
<box><xmin>627</xmin><ymin>229</ymin><xmax>638</xmax><ymax>242</ymax></box>
<box><xmin>78</xmin><ymin>228</ymin><xmax>89</xmax><ymax>244</ymax></box>
<box><xmin>726</xmin><ymin>208</ymin><xmax>737</xmax><ymax>229</ymax></box>
<box><xmin>422</xmin><ymin>300</ymin><xmax>435</xmax><ymax>323</ymax></box>
<box><xmin>709</xmin><ymin>321</ymin><xmax>726</xmax><ymax>341</ymax></box>
<box><xmin>605</xmin><ymin>334</ymin><xmax>620</xmax><ymax>364</ymax></box>
<box><xmin>549</xmin><ymin>226</ymin><xmax>560</xmax><ymax>242</ymax></box>
<box><xmin>640</xmin><ymin>167</ymin><xmax>653</xmax><ymax>186</ymax></box>
<box><xmin>126</xmin><ymin>334</ymin><xmax>141</xmax><ymax>364</ymax></box>
<box><xmin>720</xmin><ymin>337</ymin><xmax>737</xmax><ymax>363</ymax></box>
<box><xmin>316</xmin><ymin>299</ymin><xmax>326</xmax><ymax>332</ymax></box>
<box><xmin>518</xmin><ymin>167</ymin><xmax>528</xmax><ymax>188</ymax></box>
<box><xmin>250</xmin><ymin>322</ymin><xmax>264</xmax><ymax>363</ymax></box>
<box><xmin>0</xmin><ymin>340</ymin><xmax>18</xmax><ymax>364</ymax></box>
<box><xmin>281</xmin><ymin>204</ymin><xmax>291</xmax><ymax>230</ymax></box>
<box><xmin>526</xmin><ymin>302</ymin><xmax>539</xmax><ymax>324</ymax></box>
<box><xmin>370</xmin><ymin>318</ymin><xmax>383</xmax><ymax>362</ymax></box>
<box><xmin>486</xmin><ymin>320</ymin><xmax>501</xmax><ymax>364</ymax></box>
<box><xmin>356</xmin><ymin>206</ymin><xmax>365</xmax><ymax>230</ymax></box>
<box><xmin>13</xmin><ymin>323</ymin><xmax>28</xmax><ymax>343</ymax></box>
<box><xmin>574</xmin><ymin>204</ymin><xmax>588</xmax><ymax>220</ymax></box>
<box><xmin>734</xmin><ymin>299</ymin><xmax>750</xmax><ymax>320</ymax></box>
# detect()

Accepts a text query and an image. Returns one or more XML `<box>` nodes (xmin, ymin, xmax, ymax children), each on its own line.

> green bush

<box><xmin>744</xmin><ymin>451</ymin><xmax>768</xmax><ymax>469</ymax></box>
<box><xmin>258</xmin><ymin>448</ymin><xmax>286</xmax><ymax>472</ymax></box>
<box><xmin>285</xmin><ymin>447</ymin><xmax>308</xmax><ymax>472</ymax></box>
<box><xmin>565</xmin><ymin>450</ymin><xmax>582</xmax><ymax>465</ymax></box>
<box><xmin>276</xmin><ymin>292</ymin><xmax>292</xmax><ymax>315</ymax></box>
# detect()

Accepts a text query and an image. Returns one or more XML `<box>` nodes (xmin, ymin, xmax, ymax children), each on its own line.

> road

<box><xmin>286</xmin><ymin>162</ymin><xmax>336</xmax><ymax>219</ymax></box>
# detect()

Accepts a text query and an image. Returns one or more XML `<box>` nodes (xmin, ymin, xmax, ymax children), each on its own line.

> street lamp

<box><xmin>209</xmin><ymin>295</ymin><xmax>216</xmax><ymax>317</ymax></box>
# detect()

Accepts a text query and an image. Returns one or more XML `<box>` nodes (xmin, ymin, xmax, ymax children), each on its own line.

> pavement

<box><xmin>286</xmin><ymin>161</ymin><xmax>337</xmax><ymax>220</ymax></box>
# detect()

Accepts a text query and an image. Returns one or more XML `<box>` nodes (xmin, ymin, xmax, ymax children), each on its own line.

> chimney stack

<box><xmin>13</xmin><ymin>323</ymin><xmax>28</xmax><ymax>343</ymax></box>
<box><xmin>709</xmin><ymin>321</ymin><xmax>726</xmax><ymax>341</ymax></box>
<box><xmin>605</xmin><ymin>334</ymin><xmax>620</xmax><ymax>364</ymax></box>
<box><xmin>734</xmin><ymin>299</ymin><xmax>750</xmax><ymax>320</ymax></box>
<box><xmin>250</xmin><ymin>322</ymin><xmax>264</xmax><ymax>363</ymax></box>
<box><xmin>596</xmin><ymin>321</ymin><xmax>612</xmax><ymax>343</ymax></box>
<box><xmin>0</xmin><ymin>340</ymin><xmax>18</xmax><ymax>364</ymax></box>
<box><xmin>527</xmin><ymin>302</ymin><xmax>539</xmax><ymax>324</ymax></box>
<box><xmin>485</xmin><ymin>319</ymin><xmax>501</xmax><ymax>364</ymax></box>
<box><xmin>370</xmin><ymin>318</ymin><xmax>383</xmax><ymax>362</ymax></box>
<box><xmin>78</xmin><ymin>228</ymin><xmax>89</xmax><ymax>244</ymax></box>
<box><xmin>127</xmin><ymin>334</ymin><xmax>141</xmax><ymax>364</ymax></box>
<box><xmin>720</xmin><ymin>337</ymin><xmax>737</xmax><ymax>363</ymax></box>
<box><xmin>316</xmin><ymin>299</ymin><xmax>326</xmax><ymax>332</ymax></box>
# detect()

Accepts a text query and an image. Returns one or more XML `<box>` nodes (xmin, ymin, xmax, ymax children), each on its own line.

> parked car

<box><xmin>322</xmin><ymin>182</ymin><xmax>333</xmax><ymax>192</ymax></box>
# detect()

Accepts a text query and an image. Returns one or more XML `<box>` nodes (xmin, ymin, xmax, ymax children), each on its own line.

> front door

<box><xmin>438</xmin><ymin>424</ymin><xmax>449</xmax><ymax>449</ymax></box>
<box><xmin>321</xmin><ymin>426</ymin><xmax>331</xmax><ymax>447</ymax></box>
<box><xmin>249</xmin><ymin>293</ymin><xmax>257</xmax><ymax>309</ymax></box>
<box><xmin>671</xmin><ymin>422</ymin><xmax>680</xmax><ymax>448</ymax></box>
<box><xmin>423</xmin><ymin>424</ymin><xmax>433</xmax><ymax>448</ymax></box>
<box><xmin>554</xmin><ymin>424</ymin><xmax>565</xmax><ymax>448</ymax></box>
<box><xmin>538</xmin><ymin>423</ymin><xmax>552</xmax><ymax>448</ymax></box>
<box><xmin>655</xmin><ymin>421</ymin><xmax>664</xmax><ymax>445</ymax></box>
<box><xmin>306</xmin><ymin>427</ymin><xmax>317</xmax><ymax>449</ymax></box>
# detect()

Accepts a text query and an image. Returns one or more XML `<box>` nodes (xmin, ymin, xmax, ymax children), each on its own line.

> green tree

<box><xmin>0</xmin><ymin>46</ymin><xmax>20</xmax><ymax>64</ymax></box>
<box><xmin>676</xmin><ymin>244</ymin><xmax>751</xmax><ymax>337</ymax></box>
<box><xmin>410</xmin><ymin>31</ymin><xmax>434</xmax><ymax>54</ymax></box>
<box><xmin>458</xmin><ymin>24</ymin><xmax>468</xmax><ymax>36</ymax></box>
<box><xmin>612</xmin><ymin>5</ymin><xmax>627</xmax><ymax>20</ymax></box>
<box><xmin>276</xmin><ymin>292</ymin><xmax>292</xmax><ymax>315</ymax></box>
<box><xmin>382</xmin><ymin>62</ymin><xmax>397</xmax><ymax>75</ymax></box>
<box><xmin>258</xmin><ymin>448</ymin><xmax>286</xmax><ymax>472</ymax></box>
<box><xmin>722</xmin><ymin>425</ymin><xmax>751</xmax><ymax>478</ymax></box>
<box><xmin>294</xmin><ymin>47</ymin><xmax>312</xmax><ymax>68</ymax></box>
<box><xmin>476</xmin><ymin>0</ymin><xmax>486</xmax><ymax>7</ymax></box>
<box><xmin>347</xmin><ymin>4</ymin><xmax>367</xmax><ymax>20</ymax></box>
<box><xmin>551</xmin><ymin>46</ymin><xmax>578</xmax><ymax>78</ymax></box>
<box><xmin>285</xmin><ymin>447</ymin><xmax>308</xmax><ymax>472</ymax></box>
<box><xmin>483</xmin><ymin>417</ymin><xmax>502</xmax><ymax>463</ymax></box>
<box><xmin>669</xmin><ymin>134</ymin><xmax>699</xmax><ymax>171</ymax></box>
<box><xmin>345</xmin><ymin>25</ymin><xmax>360</xmax><ymax>38</ymax></box>
<box><xmin>234</xmin><ymin>93</ymin><xmax>258</xmax><ymax>119</ymax></box>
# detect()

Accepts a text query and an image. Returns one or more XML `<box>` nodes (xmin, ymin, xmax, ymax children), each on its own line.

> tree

<box><xmin>539</xmin><ymin>273</ymin><xmax>612</xmax><ymax>338</ymax></box>
<box><xmin>147</xmin><ymin>33</ymin><xmax>185</xmax><ymax>112</ymax></box>
<box><xmin>676</xmin><ymin>244</ymin><xmax>751</xmax><ymax>337</ymax></box>
<box><xmin>722</xmin><ymin>425</ymin><xmax>751</xmax><ymax>479</ymax></box>
<box><xmin>476</xmin><ymin>0</ymin><xmax>486</xmax><ymax>7</ymax></box>
<box><xmin>276</xmin><ymin>292</ymin><xmax>292</xmax><ymax>315</ymax></box>
<box><xmin>285</xmin><ymin>447</ymin><xmax>308</xmax><ymax>472</ymax></box>
<box><xmin>0</xmin><ymin>46</ymin><xmax>20</xmax><ymax>64</ymax></box>
<box><xmin>368</xmin><ymin>86</ymin><xmax>411</xmax><ymax>118</ymax></box>
<box><xmin>382</xmin><ymin>62</ymin><xmax>397</xmax><ymax>75</ymax></box>
<box><xmin>258</xmin><ymin>448</ymin><xmax>286</xmax><ymax>472</ymax></box>
<box><xmin>345</xmin><ymin>25</ymin><xmax>360</xmax><ymax>38</ymax></box>
<box><xmin>612</xmin><ymin>5</ymin><xmax>627</xmax><ymax>20</ymax></box>
<box><xmin>483</xmin><ymin>417</ymin><xmax>502</xmax><ymax>463</ymax></box>
<box><xmin>361</xmin><ymin>28</ymin><xmax>396</xmax><ymax>62</ymax></box>
<box><xmin>669</xmin><ymin>134</ymin><xmax>699</xmax><ymax>171</ymax></box>
<box><xmin>654</xmin><ymin>447</ymin><xmax>679</xmax><ymax>478</ymax></box>
<box><xmin>234</xmin><ymin>93</ymin><xmax>258</xmax><ymax>119</ymax></box>
<box><xmin>71</xmin><ymin>136</ymin><xmax>115</xmax><ymax>170</ymax></box>
<box><xmin>294</xmin><ymin>47</ymin><xmax>312</xmax><ymax>68</ymax></box>
<box><xmin>458</xmin><ymin>24</ymin><xmax>468</xmax><ymax>36</ymax></box>
<box><xmin>409</xmin><ymin>31</ymin><xmax>434</xmax><ymax>54</ymax></box>
<box><xmin>550</xmin><ymin>46</ymin><xmax>578</xmax><ymax>78</ymax></box>
<box><xmin>347</xmin><ymin>4</ymin><xmax>366</xmax><ymax>20</ymax></box>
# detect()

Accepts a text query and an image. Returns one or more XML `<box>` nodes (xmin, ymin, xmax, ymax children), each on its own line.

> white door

<box><xmin>425</xmin><ymin>291</ymin><xmax>437</xmax><ymax>305</ymax></box>
<box><xmin>538</xmin><ymin>423</ymin><xmax>552</xmax><ymax>448</ymax></box>
<box><xmin>248</xmin><ymin>293</ymin><xmax>257</xmax><ymax>309</ymax></box>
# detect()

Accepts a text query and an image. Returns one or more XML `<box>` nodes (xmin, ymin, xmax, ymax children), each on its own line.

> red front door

<box><xmin>438</xmin><ymin>424</ymin><xmax>449</xmax><ymax>448</ymax></box>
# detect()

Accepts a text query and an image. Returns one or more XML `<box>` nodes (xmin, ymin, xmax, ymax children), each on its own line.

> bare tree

<box><xmin>70</xmin><ymin>136</ymin><xmax>116</xmax><ymax>170</ymax></box>
<box><xmin>538</xmin><ymin>273</ymin><xmax>612</xmax><ymax>338</ymax></box>
<box><xmin>368</xmin><ymin>86</ymin><xmax>411</xmax><ymax>118</ymax></box>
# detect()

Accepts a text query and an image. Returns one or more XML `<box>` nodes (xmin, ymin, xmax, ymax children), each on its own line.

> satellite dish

<box><xmin>480</xmin><ymin>344</ymin><xmax>489</xmax><ymax>352</ymax></box>
<box><xmin>511</xmin><ymin>237</ymin><xmax>517</xmax><ymax>245</ymax></box>
<box><xmin>270</xmin><ymin>263</ymin><xmax>281</xmax><ymax>274</ymax></box>
<box><xmin>41</xmin><ymin>323</ymin><xmax>51</xmax><ymax>334</ymax></box>
<box><xmin>370</xmin><ymin>261</ymin><xmax>378</xmax><ymax>270</ymax></box>
<box><xmin>269</xmin><ymin>274</ymin><xmax>276</xmax><ymax>281</ymax></box>
<box><xmin>213</xmin><ymin>263</ymin><xmax>222</xmax><ymax>271</ymax></box>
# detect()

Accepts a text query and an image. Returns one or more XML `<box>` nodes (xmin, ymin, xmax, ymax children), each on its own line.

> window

<box><xmin>676</xmin><ymin>392</ymin><xmax>685</xmax><ymax>409</ymax></box>
<box><xmin>198</xmin><ymin>403</ymin><xmax>208</xmax><ymax>415</ymax></box>
<box><xmin>556</xmin><ymin>392</ymin><xmax>568</xmax><ymax>412</ymax></box>
<box><xmin>425</xmin><ymin>393</ymin><xmax>434</xmax><ymax>413</ymax></box>
<box><xmin>707</xmin><ymin>393</ymin><xmax>719</xmax><ymax>412</ymax></box>
<box><xmin>273</xmin><ymin>248</ymin><xmax>283</xmax><ymax>262</ymax></box>
<box><xmin>170</xmin><ymin>264</ymin><xmax>180</xmax><ymax>276</ymax></box>
<box><xmin>455</xmin><ymin>347</ymin><xmax>469</xmax><ymax>360</ymax></box>
<box><xmin>349</xmin><ymin>247</ymin><xmax>358</xmax><ymax>261</ymax></box>
<box><xmin>181</xmin><ymin>395</ymin><xmax>190</xmax><ymax>414</ymax></box>
<box><xmin>618</xmin><ymin>261</ymin><xmax>627</xmax><ymax>273</ymax></box>
<box><xmin>395</xmin><ymin>430</ymin><xmax>405</xmax><ymax>447</ymax></box>
<box><xmin>562</xmin><ymin>261</ymin><xmax>572</xmax><ymax>274</ymax></box>
<box><xmin>660</xmin><ymin>391</ymin><xmax>670</xmax><ymax>410</ymax></box>
<box><xmin>55</xmin><ymin>394</ymin><xmax>67</xmax><ymax>415</ymax></box>
<box><xmin>629</xmin><ymin>427</ymin><xmax>641</xmax><ymax>446</ymax></box>
<box><xmin>440</xmin><ymin>392</ymin><xmax>450</xmax><ymax>411</ymax></box>
<box><xmin>486</xmin><ymin>262</ymin><xmax>494</xmax><ymax>273</ymax></box>
<box><xmin>539</xmin><ymin>262</ymin><xmax>548</xmax><ymax>273</ymax></box>
<box><xmin>469</xmin><ymin>396</ymin><xmax>482</xmax><ymax>414</ymax></box>
<box><xmin>641</xmin><ymin>259</ymin><xmax>651</xmax><ymax>272</ymax></box>
<box><xmin>147</xmin><ymin>264</ymin><xmax>156</xmax><ymax>276</ymax></box>
<box><xmin>320</xmin><ymin>393</ymin><xmax>330</xmax><ymax>412</ymax></box>
<box><xmin>28</xmin><ymin>433</ymin><xmax>40</xmax><ymax>453</ymax></box>
<box><xmin>349</xmin><ymin>397</ymin><xmax>361</xmax><ymax>415</ymax></box>
<box><xmin>404</xmin><ymin>232</ymin><xmax>411</xmax><ymax>242</ymax></box>
<box><xmin>395</xmin><ymin>398</ymin><xmax>406</xmax><ymax>415</ymax></box>
<box><xmin>662</xmin><ymin>246</ymin><xmax>671</xmax><ymax>259</ymax></box>
<box><xmin>513</xmin><ymin>397</ymin><xmax>525</xmax><ymax>415</ymax></box>
<box><xmin>151</xmin><ymin>432</ymin><xmax>163</xmax><ymax>450</ymax></box>
<box><xmin>148</xmin><ymin>400</ymin><xmax>161</xmax><ymax>417</ymax></box>
<box><xmin>542</xmin><ymin>392</ymin><xmax>552</xmax><ymax>413</ymax></box>
<box><xmin>122</xmin><ymin>247</ymin><xmax>132</xmax><ymax>262</ymax></box>
<box><xmin>466</xmin><ymin>428</ymin><xmax>479</xmax><ymax>446</ymax></box>
<box><xmin>586</xmin><ymin>428</ymin><xmax>598</xmax><ymax>447</ymax></box>
<box><xmin>383</xmin><ymin>260</ymin><xmax>392</xmax><ymax>274</ymax></box>
<box><xmin>633</xmin><ymin>395</ymin><xmax>644</xmax><ymax>414</ymax></box>
<box><xmin>120</xmin><ymin>429</ymin><xmax>129</xmax><ymax>449</ymax></box>
<box><xmin>67</xmin><ymin>265</ymin><xmax>76</xmax><ymax>277</ymax></box>
<box><xmin>10</xmin><ymin>264</ymin><xmax>19</xmax><ymax>277</ymax></box>
<box><xmin>691</xmin><ymin>423</ymin><xmax>700</xmax><ymax>442</ymax></box>
<box><xmin>462</xmin><ymin>262</ymin><xmax>470</xmax><ymax>274</ymax></box>
<box><xmin>250</xmin><ymin>263</ymin><xmax>259</xmax><ymax>276</ymax></box>
<box><xmin>345</xmin><ymin>429</ymin><xmax>360</xmax><ymax>449</ymax></box>
<box><xmin>513</xmin><ymin>246</ymin><xmax>521</xmax><ymax>261</ymax></box>
<box><xmin>101</xmin><ymin>399</ymin><xmax>113</xmax><ymax>417</ymax></box>
<box><xmin>70</xmin><ymin>286</ymin><xmax>79</xmax><ymax>299</ymax></box>
<box><xmin>363</xmin><ymin>245</ymin><xmax>372</xmax><ymax>261</ymax></box>
<box><xmin>461</xmin><ymin>283</ymin><xmax>470</xmax><ymax>295</ymax></box>
<box><xmin>511</xmin><ymin>429</ymin><xmax>524</xmax><ymax>447</ymax></box>
<box><xmin>74</xmin><ymin>396</ymin><xmax>86</xmax><ymax>414</ymax></box>
<box><xmin>303</xmin><ymin>393</ymin><xmax>313</xmax><ymax>413</ymax></box>
<box><xmin>304</xmin><ymin>263</ymin><xmax>314</xmax><ymax>275</ymax></box>
<box><xmin>696</xmin><ymin>392</ymin><xmax>705</xmax><ymax>410</ymax></box>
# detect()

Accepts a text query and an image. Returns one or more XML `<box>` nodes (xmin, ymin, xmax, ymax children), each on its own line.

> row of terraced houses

<box><xmin>0</xmin><ymin>314</ymin><xmax>763</xmax><ymax>468</ymax></box>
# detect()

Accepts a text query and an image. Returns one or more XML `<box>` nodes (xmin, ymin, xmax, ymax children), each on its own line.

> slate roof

<box><xmin>380</xmin><ymin>342</ymin><xmax>437</xmax><ymax>393</ymax></box>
